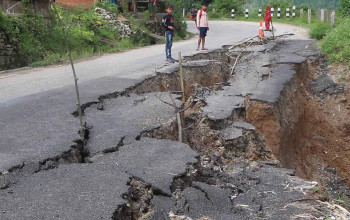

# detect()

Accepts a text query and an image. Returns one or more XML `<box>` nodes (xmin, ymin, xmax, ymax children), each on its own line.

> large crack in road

<box><xmin>1</xmin><ymin>36</ymin><xmax>350</xmax><ymax>219</ymax></box>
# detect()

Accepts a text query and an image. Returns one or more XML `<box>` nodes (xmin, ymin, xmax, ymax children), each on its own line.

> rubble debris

<box><xmin>95</xmin><ymin>7</ymin><xmax>133</xmax><ymax>39</ymax></box>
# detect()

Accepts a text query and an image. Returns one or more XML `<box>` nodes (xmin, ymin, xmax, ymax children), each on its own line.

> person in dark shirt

<box><xmin>162</xmin><ymin>5</ymin><xmax>176</xmax><ymax>63</ymax></box>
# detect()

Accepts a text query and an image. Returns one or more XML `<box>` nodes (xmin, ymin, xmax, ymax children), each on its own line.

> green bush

<box><xmin>309</xmin><ymin>22</ymin><xmax>331</xmax><ymax>40</ymax></box>
<box><xmin>338</xmin><ymin>0</ymin><xmax>350</xmax><ymax>17</ymax></box>
<box><xmin>30</xmin><ymin>53</ymin><xmax>62</xmax><ymax>67</ymax></box>
<box><xmin>298</xmin><ymin>3</ymin><xmax>309</xmax><ymax>11</ymax></box>
<box><xmin>321</xmin><ymin>17</ymin><xmax>350</xmax><ymax>65</ymax></box>
<box><xmin>211</xmin><ymin>0</ymin><xmax>246</xmax><ymax>16</ymax></box>
<box><xmin>0</xmin><ymin>3</ymin><xmax>152</xmax><ymax>67</ymax></box>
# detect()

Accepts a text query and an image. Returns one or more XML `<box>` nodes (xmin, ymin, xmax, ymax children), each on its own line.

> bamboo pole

<box><xmin>167</xmin><ymin>91</ymin><xmax>183</xmax><ymax>143</ymax></box>
<box><xmin>228</xmin><ymin>36</ymin><xmax>256</xmax><ymax>50</ymax></box>
<box><xmin>178</xmin><ymin>51</ymin><xmax>185</xmax><ymax>103</ymax></box>
<box><xmin>50</xmin><ymin>1</ymin><xmax>85</xmax><ymax>139</ymax></box>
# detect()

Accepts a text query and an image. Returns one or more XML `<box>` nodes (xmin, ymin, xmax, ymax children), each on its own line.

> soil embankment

<box><xmin>246</xmin><ymin>58</ymin><xmax>350</xmax><ymax>190</ymax></box>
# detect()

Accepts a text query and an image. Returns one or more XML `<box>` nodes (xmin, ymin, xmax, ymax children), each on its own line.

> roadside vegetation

<box><xmin>0</xmin><ymin>4</ymin><xmax>145</xmax><ymax>67</ymax></box>
<box><xmin>0</xmin><ymin>1</ymin><xmax>188</xmax><ymax>68</ymax></box>
<box><xmin>321</xmin><ymin>0</ymin><xmax>350</xmax><ymax>66</ymax></box>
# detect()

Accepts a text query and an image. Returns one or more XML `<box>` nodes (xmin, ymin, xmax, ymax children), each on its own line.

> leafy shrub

<box><xmin>338</xmin><ymin>0</ymin><xmax>350</xmax><ymax>17</ymax></box>
<box><xmin>0</xmin><ymin>4</ymin><xmax>125</xmax><ymax>66</ymax></box>
<box><xmin>211</xmin><ymin>0</ymin><xmax>246</xmax><ymax>16</ymax></box>
<box><xmin>30</xmin><ymin>53</ymin><xmax>62</xmax><ymax>67</ymax></box>
<box><xmin>321</xmin><ymin>18</ymin><xmax>350</xmax><ymax>65</ymax></box>
<box><xmin>1</xmin><ymin>0</ymin><xmax>189</xmax><ymax>68</ymax></box>
<box><xmin>298</xmin><ymin>4</ymin><xmax>310</xmax><ymax>11</ymax></box>
<box><xmin>310</xmin><ymin>22</ymin><xmax>331</xmax><ymax>40</ymax></box>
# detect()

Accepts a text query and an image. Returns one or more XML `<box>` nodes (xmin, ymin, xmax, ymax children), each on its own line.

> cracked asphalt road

<box><xmin>0</xmin><ymin>21</ymin><xmax>314</xmax><ymax>219</ymax></box>
<box><xmin>0</xmin><ymin>21</ymin><xmax>308</xmax><ymax>173</ymax></box>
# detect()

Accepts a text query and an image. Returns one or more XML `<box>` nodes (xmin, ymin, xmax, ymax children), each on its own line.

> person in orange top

<box><xmin>196</xmin><ymin>1</ymin><xmax>209</xmax><ymax>51</ymax></box>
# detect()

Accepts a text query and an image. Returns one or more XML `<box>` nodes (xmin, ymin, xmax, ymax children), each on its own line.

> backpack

<box><xmin>190</xmin><ymin>9</ymin><xmax>203</xmax><ymax>21</ymax></box>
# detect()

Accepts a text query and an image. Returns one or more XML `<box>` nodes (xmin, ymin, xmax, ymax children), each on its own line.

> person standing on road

<box><xmin>196</xmin><ymin>1</ymin><xmax>209</xmax><ymax>51</ymax></box>
<box><xmin>162</xmin><ymin>5</ymin><xmax>176</xmax><ymax>63</ymax></box>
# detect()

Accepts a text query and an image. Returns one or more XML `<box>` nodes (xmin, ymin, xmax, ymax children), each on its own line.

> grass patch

<box><xmin>116</xmin><ymin>38</ymin><xmax>137</xmax><ymax>51</ymax></box>
<box><xmin>30</xmin><ymin>53</ymin><xmax>62</xmax><ymax>67</ymax></box>
<box><xmin>309</xmin><ymin>22</ymin><xmax>332</xmax><ymax>40</ymax></box>
<box><xmin>312</xmin><ymin>186</ymin><xmax>319</xmax><ymax>193</ymax></box>
<box><xmin>321</xmin><ymin>17</ymin><xmax>350</xmax><ymax>65</ymax></box>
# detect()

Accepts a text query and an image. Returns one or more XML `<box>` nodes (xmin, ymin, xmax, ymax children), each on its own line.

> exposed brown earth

<box><xmin>246</xmin><ymin>59</ymin><xmax>350</xmax><ymax>191</ymax></box>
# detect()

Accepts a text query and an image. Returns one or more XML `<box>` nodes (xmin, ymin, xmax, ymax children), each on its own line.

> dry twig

<box><xmin>230</xmin><ymin>41</ymin><xmax>254</xmax><ymax>75</ymax></box>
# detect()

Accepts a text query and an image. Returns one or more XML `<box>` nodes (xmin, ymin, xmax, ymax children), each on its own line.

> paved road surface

<box><xmin>0</xmin><ymin>21</ymin><xmax>308</xmax><ymax>103</ymax></box>
<box><xmin>0</xmin><ymin>21</ymin><xmax>308</xmax><ymax>179</ymax></box>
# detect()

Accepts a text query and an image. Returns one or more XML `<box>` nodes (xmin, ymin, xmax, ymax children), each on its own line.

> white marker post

<box><xmin>231</xmin><ymin>9</ymin><xmax>235</xmax><ymax>19</ymax></box>
<box><xmin>331</xmin><ymin>10</ymin><xmax>336</xmax><ymax>26</ymax></box>
<box><xmin>286</xmin><ymin>8</ymin><xmax>290</xmax><ymax>19</ymax></box>
<box><xmin>300</xmin><ymin>9</ymin><xmax>304</xmax><ymax>18</ymax></box>
<box><xmin>292</xmin><ymin>6</ymin><xmax>296</xmax><ymax>18</ymax></box>
<box><xmin>258</xmin><ymin>9</ymin><xmax>262</xmax><ymax>17</ymax></box>
<box><xmin>320</xmin><ymin>9</ymin><xmax>325</xmax><ymax>23</ymax></box>
<box><xmin>271</xmin><ymin>7</ymin><xmax>275</xmax><ymax>17</ymax></box>
<box><xmin>308</xmin><ymin>9</ymin><xmax>312</xmax><ymax>24</ymax></box>
<box><xmin>277</xmin><ymin>8</ymin><xmax>281</xmax><ymax>19</ymax></box>
<box><xmin>245</xmin><ymin>9</ymin><xmax>249</xmax><ymax>18</ymax></box>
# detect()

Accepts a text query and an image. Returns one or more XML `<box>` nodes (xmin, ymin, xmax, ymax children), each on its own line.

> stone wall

<box><xmin>0</xmin><ymin>31</ymin><xmax>21</xmax><ymax>71</ymax></box>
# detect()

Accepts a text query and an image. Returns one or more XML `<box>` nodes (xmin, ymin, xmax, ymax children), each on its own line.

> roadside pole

<box><xmin>308</xmin><ymin>9</ymin><xmax>312</xmax><ymax>24</ymax></box>
<box><xmin>178</xmin><ymin>51</ymin><xmax>185</xmax><ymax>143</ymax></box>
<box><xmin>331</xmin><ymin>10</ymin><xmax>336</xmax><ymax>26</ymax></box>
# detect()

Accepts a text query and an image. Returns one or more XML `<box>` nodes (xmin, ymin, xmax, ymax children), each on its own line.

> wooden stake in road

<box><xmin>228</xmin><ymin>35</ymin><xmax>257</xmax><ymax>50</ymax></box>
<box><xmin>178</xmin><ymin>51</ymin><xmax>185</xmax><ymax>142</ymax></box>
<box><xmin>179</xmin><ymin>51</ymin><xmax>185</xmax><ymax>103</ymax></box>
<box><xmin>50</xmin><ymin>0</ymin><xmax>85</xmax><ymax>140</ymax></box>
